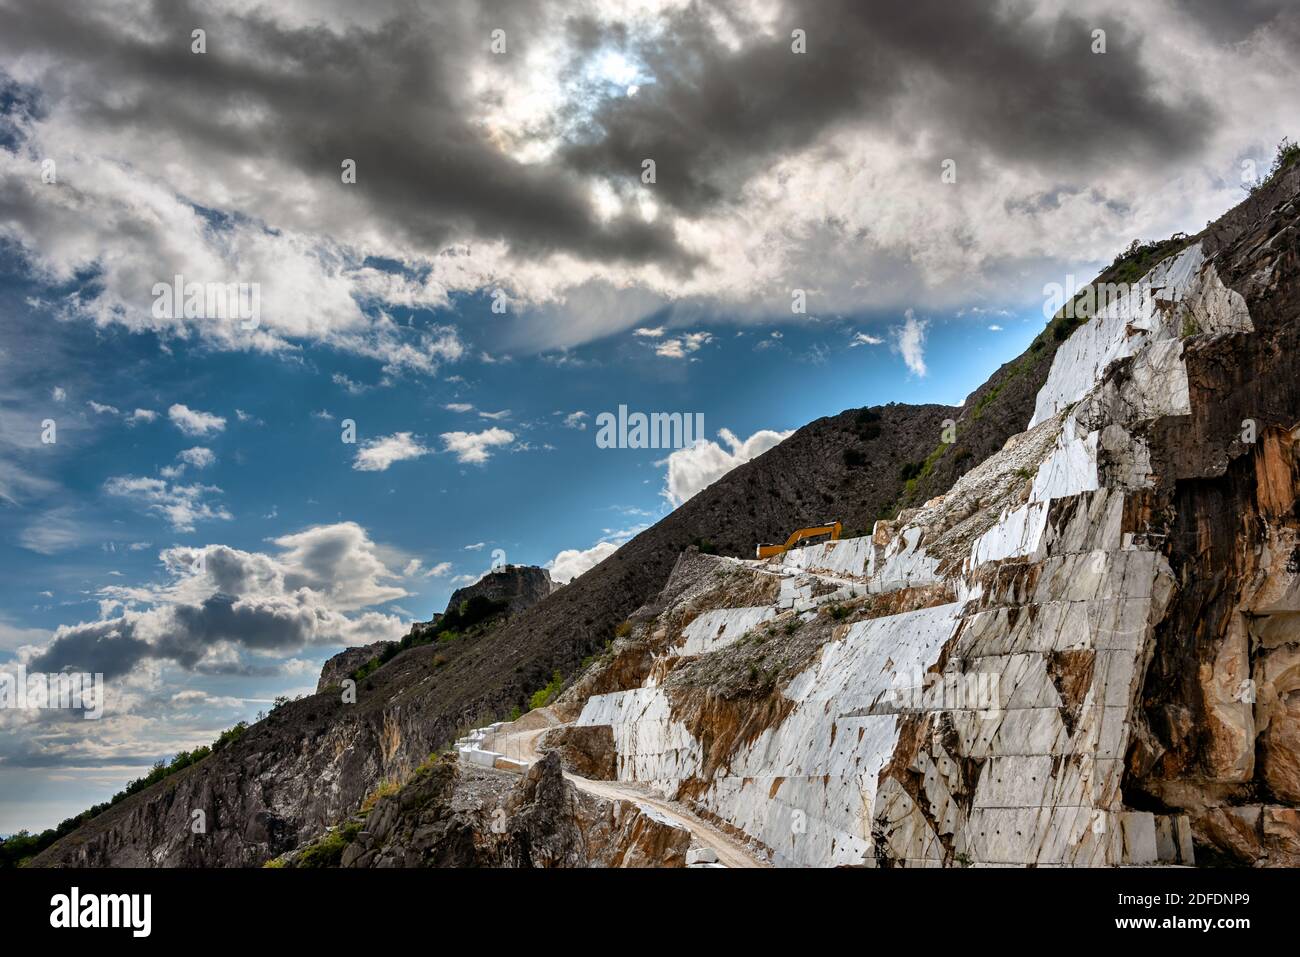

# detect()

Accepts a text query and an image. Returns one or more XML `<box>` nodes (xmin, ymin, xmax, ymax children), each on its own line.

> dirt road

<box><xmin>478</xmin><ymin>709</ymin><xmax>769</xmax><ymax>868</ymax></box>
<box><xmin>565</xmin><ymin>773</ymin><xmax>769</xmax><ymax>868</ymax></box>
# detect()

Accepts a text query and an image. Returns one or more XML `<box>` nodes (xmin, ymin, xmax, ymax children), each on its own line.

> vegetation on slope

<box><xmin>352</xmin><ymin>595</ymin><xmax>509</xmax><ymax>683</ymax></box>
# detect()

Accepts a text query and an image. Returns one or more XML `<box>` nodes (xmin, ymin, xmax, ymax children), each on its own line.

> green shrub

<box><xmin>296</xmin><ymin>828</ymin><xmax>352</xmax><ymax>868</ymax></box>
<box><xmin>360</xmin><ymin>780</ymin><xmax>400</xmax><ymax>814</ymax></box>
<box><xmin>1247</xmin><ymin>136</ymin><xmax>1300</xmax><ymax>195</ymax></box>
<box><xmin>351</xmin><ymin>657</ymin><xmax>380</xmax><ymax>682</ymax></box>
<box><xmin>529</xmin><ymin>670</ymin><xmax>564</xmax><ymax>710</ymax></box>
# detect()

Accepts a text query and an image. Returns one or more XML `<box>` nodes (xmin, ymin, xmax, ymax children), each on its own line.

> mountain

<box><xmin>445</xmin><ymin>564</ymin><xmax>558</xmax><ymax>617</ymax></box>
<box><xmin>28</xmin><ymin>156</ymin><xmax>1300</xmax><ymax>867</ymax></box>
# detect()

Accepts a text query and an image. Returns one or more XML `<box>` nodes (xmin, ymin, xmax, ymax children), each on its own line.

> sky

<box><xmin>2</xmin><ymin>0</ymin><xmax>1300</xmax><ymax>833</ymax></box>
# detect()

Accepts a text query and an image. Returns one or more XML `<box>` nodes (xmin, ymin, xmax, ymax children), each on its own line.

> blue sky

<box><xmin>1</xmin><ymin>264</ymin><xmax>1041</xmax><ymax>628</ymax></box>
<box><xmin>3</xmin><ymin>0</ymin><xmax>1299</xmax><ymax>834</ymax></box>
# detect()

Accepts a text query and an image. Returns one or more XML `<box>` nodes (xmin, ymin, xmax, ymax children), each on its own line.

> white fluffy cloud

<box><xmin>893</xmin><ymin>309</ymin><xmax>929</xmax><ymax>377</ymax></box>
<box><xmin>440</xmin><ymin>427</ymin><xmax>515</xmax><ymax>464</ymax></box>
<box><xmin>548</xmin><ymin>541</ymin><xmax>620</xmax><ymax>584</ymax></box>
<box><xmin>654</xmin><ymin>331</ymin><xmax>713</xmax><ymax>359</ymax></box>
<box><xmin>103</xmin><ymin>476</ymin><xmax>232</xmax><ymax>532</ymax></box>
<box><xmin>352</xmin><ymin>432</ymin><xmax>431</xmax><ymax>471</ymax></box>
<box><xmin>168</xmin><ymin>403</ymin><xmax>226</xmax><ymax>437</ymax></box>
<box><xmin>546</xmin><ymin>523</ymin><xmax>648</xmax><ymax>584</ymax></box>
<box><xmin>661</xmin><ymin>427</ymin><xmax>792</xmax><ymax>507</ymax></box>
<box><xmin>178</xmin><ymin>447</ymin><xmax>216</xmax><ymax>469</ymax></box>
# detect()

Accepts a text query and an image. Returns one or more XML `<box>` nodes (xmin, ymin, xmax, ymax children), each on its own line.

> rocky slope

<box><xmin>317</xmin><ymin>640</ymin><xmax>397</xmax><ymax>694</ymax></box>
<box><xmin>31</xmin><ymin>165</ymin><xmax>1300</xmax><ymax>868</ymax></box>
<box><xmin>271</xmin><ymin>753</ymin><xmax>694</xmax><ymax>869</ymax></box>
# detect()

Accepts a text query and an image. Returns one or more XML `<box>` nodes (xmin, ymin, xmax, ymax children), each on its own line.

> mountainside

<box><xmin>420</xmin><ymin>160</ymin><xmax>1300</xmax><ymax>868</ymax></box>
<box><xmin>31</xmin><ymin>164</ymin><xmax>1300</xmax><ymax>868</ymax></box>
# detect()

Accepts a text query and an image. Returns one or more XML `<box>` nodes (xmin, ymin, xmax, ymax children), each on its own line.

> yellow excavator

<box><xmin>756</xmin><ymin>521</ymin><xmax>843</xmax><ymax>559</ymax></box>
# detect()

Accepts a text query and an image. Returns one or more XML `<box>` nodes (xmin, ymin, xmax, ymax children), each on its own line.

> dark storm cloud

<box><xmin>1172</xmin><ymin>0</ymin><xmax>1300</xmax><ymax>43</ymax></box>
<box><xmin>564</xmin><ymin>0</ymin><xmax>1213</xmax><ymax>213</ymax></box>
<box><xmin>27</xmin><ymin>595</ymin><xmax>320</xmax><ymax>678</ymax></box>
<box><xmin>0</xmin><ymin>0</ymin><xmax>1212</xmax><ymax>269</ymax></box>
<box><xmin>0</xmin><ymin>0</ymin><xmax>694</xmax><ymax>270</ymax></box>
<box><xmin>26</xmin><ymin>620</ymin><xmax>153</xmax><ymax>681</ymax></box>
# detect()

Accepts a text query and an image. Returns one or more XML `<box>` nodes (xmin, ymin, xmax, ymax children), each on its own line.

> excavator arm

<box><xmin>756</xmin><ymin>521</ymin><xmax>843</xmax><ymax>559</ymax></box>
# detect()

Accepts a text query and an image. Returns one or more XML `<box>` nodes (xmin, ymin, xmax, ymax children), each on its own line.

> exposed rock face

<box><xmin>316</xmin><ymin>640</ymin><xmax>398</xmax><ymax>693</ymax></box>
<box><xmin>537</xmin><ymin>724</ymin><xmax>617</xmax><ymax>780</ymax></box>
<box><xmin>1121</xmin><ymin>168</ymin><xmax>1300</xmax><ymax>865</ymax></box>
<box><xmin>446</xmin><ymin>565</ymin><xmax>557</xmax><ymax>617</ymax></box>
<box><xmin>285</xmin><ymin>753</ymin><xmax>689</xmax><ymax>868</ymax></box>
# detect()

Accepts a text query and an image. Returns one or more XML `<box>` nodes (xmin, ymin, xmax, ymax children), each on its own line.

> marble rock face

<box><xmin>568</xmin><ymin>229</ymin><xmax>1299</xmax><ymax>867</ymax></box>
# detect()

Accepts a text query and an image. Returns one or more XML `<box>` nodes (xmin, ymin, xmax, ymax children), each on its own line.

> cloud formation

<box><xmin>2</xmin><ymin>0</ymin><xmax>1296</xmax><ymax>359</ymax></box>
<box><xmin>548</xmin><ymin>541</ymin><xmax>620</xmax><ymax>584</ymax></box>
<box><xmin>24</xmin><ymin>522</ymin><xmax>409</xmax><ymax>680</ymax></box>
<box><xmin>654</xmin><ymin>332</ymin><xmax>714</xmax><ymax>359</ymax></box>
<box><xmin>440</xmin><ymin>427</ymin><xmax>515</xmax><ymax>464</ymax></box>
<box><xmin>177</xmin><ymin>447</ymin><xmax>215</xmax><ymax>469</ymax></box>
<box><xmin>103</xmin><ymin>475</ymin><xmax>231</xmax><ymax>532</ymax></box>
<box><xmin>352</xmin><ymin>432</ymin><xmax>431</xmax><ymax>472</ymax></box>
<box><xmin>894</xmin><ymin>310</ymin><xmax>929</xmax><ymax>377</ymax></box>
<box><xmin>661</xmin><ymin>427</ymin><xmax>792</xmax><ymax>506</ymax></box>
<box><xmin>168</xmin><ymin>404</ymin><xmax>226</xmax><ymax>437</ymax></box>
<box><xmin>546</xmin><ymin>523</ymin><xmax>648</xmax><ymax>584</ymax></box>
